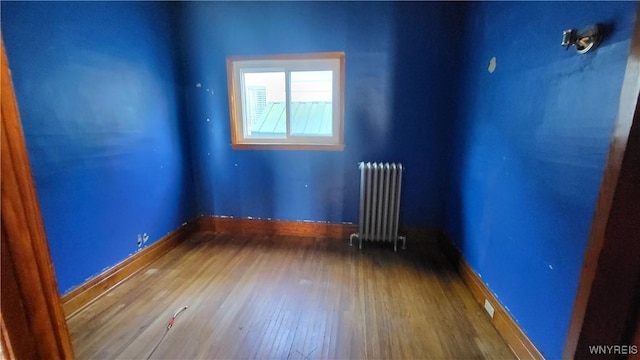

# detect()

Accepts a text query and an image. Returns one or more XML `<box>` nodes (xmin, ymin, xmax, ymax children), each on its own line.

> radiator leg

<box><xmin>394</xmin><ymin>238</ymin><xmax>397</xmax><ymax>252</ymax></box>
<box><xmin>359</xmin><ymin>235</ymin><xmax>363</xmax><ymax>250</ymax></box>
<box><xmin>400</xmin><ymin>235</ymin><xmax>406</xmax><ymax>250</ymax></box>
<box><xmin>349</xmin><ymin>233</ymin><xmax>358</xmax><ymax>247</ymax></box>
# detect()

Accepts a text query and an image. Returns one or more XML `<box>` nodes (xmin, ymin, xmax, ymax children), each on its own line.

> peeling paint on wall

<box><xmin>488</xmin><ymin>56</ymin><xmax>497</xmax><ymax>73</ymax></box>
<box><xmin>447</xmin><ymin>2</ymin><xmax>635</xmax><ymax>357</ymax></box>
<box><xmin>1</xmin><ymin>1</ymin><xmax>198</xmax><ymax>294</ymax></box>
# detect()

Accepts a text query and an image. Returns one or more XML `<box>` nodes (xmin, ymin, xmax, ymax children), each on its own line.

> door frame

<box><xmin>563</xmin><ymin>6</ymin><xmax>640</xmax><ymax>359</ymax></box>
<box><xmin>1</xmin><ymin>39</ymin><xmax>75</xmax><ymax>358</ymax></box>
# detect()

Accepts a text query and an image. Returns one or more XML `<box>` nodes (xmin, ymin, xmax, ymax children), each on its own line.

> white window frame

<box><xmin>226</xmin><ymin>52</ymin><xmax>345</xmax><ymax>150</ymax></box>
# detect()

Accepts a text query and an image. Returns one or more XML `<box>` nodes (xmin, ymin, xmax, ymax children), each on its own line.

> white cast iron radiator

<box><xmin>350</xmin><ymin>162</ymin><xmax>406</xmax><ymax>251</ymax></box>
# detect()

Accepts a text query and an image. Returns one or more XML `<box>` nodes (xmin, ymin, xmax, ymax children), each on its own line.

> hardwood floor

<box><xmin>67</xmin><ymin>232</ymin><xmax>515</xmax><ymax>359</ymax></box>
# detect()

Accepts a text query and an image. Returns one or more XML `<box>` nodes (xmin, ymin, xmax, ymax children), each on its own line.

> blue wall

<box><xmin>176</xmin><ymin>1</ymin><xmax>463</xmax><ymax>225</ymax></box>
<box><xmin>3</xmin><ymin>1</ymin><xmax>636</xmax><ymax>356</ymax></box>
<box><xmin>445</xmin><ymin>2</ymin><xmax>636</xmax><ymax>358</ymax></box>
<box><xmin>2</xmin><ymin>2</ymin><xmax>196</xmax><ymax>294</ymax></box>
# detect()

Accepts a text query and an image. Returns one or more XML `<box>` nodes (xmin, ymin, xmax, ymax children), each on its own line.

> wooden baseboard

<box><xmin>61</xmin><ymin>221</ymin><xmax>197</xmax><ymax>319</ymax></box>
<box><xmin>196</xmin><ymin>216</ymin><xmax>358</xmax><ymax>239</ymax></box>
<box><xmin>61</xmin><ymin>217</ymin><xmax>394</xmax><ymax>319</ymax></box>
<box><xmin>57</xmin><ymin>213</ymin><xmax>544</xmax><ymax>359</ymax></box>
<box><xmin>438</xmin><ymin>236</ymin><xmax>545</xmax><ymax>360</ymax></box>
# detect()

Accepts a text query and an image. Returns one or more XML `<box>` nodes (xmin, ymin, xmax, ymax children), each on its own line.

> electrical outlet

<box><xmin>484</xmin><ymin>299</ymin><xmax>495</xmax><ymax>318</ymax></box>
<box><xmin>137</xmin><ymin>234</ymin><xmax>143</xmax><ymax>247</ymax></box>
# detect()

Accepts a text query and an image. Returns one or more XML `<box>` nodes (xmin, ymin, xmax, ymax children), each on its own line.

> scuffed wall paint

<box><xmin>177</xmin><ymin>1</ymin><xmax>465</xmax><ymax>227</ymax></box>
<box><xmin>1</xmin><ymin>2</ymin><xmax>197</xmax><ymax>293</ymax></box>
<box><xmin>3</xmin><ymin>4</ymin><xmax>633</xmax><ymax>357</ymax></box>
<box><xmin>445</xmin><ymin>2</ymin><xmax>636</xmax><ymax>357</ymax></box>
<box><xmin>488</xmin><ymin>56</ymin><xmax>497</xmax><ymax>73</ymax></box>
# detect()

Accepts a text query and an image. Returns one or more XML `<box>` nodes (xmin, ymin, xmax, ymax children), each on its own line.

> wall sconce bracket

<box><xmin>561</xmin><ymin>25</ymin><xmax>603</xmax><ymax>54</ymax></box>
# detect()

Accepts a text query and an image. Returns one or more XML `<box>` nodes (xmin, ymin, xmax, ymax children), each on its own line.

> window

<box><xmin>227</xmin><ymin>52</ymin><xmax>345</xmax><ymax>150</ymax></box>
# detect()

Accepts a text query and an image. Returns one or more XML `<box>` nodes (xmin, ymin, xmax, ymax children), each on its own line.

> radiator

<box><xmin>350</xmin><ymin>162</ymin><xmax>406</xmax><ymax>251</ymax></box>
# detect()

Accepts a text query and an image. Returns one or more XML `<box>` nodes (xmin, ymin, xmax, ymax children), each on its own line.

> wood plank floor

<box><xmin>67</xmin><ymin>232</ymin><xmax>515</xmax><ymax>359</ymax></box>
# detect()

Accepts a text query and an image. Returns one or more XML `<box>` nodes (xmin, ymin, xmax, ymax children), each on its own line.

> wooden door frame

<box><xmin>563</xmin><ymin>6</ymin><xmax>640</xmax><ymax>359</ymax></box>
<box><xmin>1</xmin><ymin>39</ymin><xmax>75</xmax><ymax>358</ymax></box>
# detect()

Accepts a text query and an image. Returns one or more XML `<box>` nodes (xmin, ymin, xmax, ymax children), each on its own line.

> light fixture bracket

<box><xmin>561</xmin><ymin>25</ymin><xmax>603</xmax><ymax>54</ymax></box>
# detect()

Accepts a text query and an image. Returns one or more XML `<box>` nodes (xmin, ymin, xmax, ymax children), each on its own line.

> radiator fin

<box><xmin>350</xmin><ymin>162</ymin><xmax>405</xmax><ymax>251</ymax></box>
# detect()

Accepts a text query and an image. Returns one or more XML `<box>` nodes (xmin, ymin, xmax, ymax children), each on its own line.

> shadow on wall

<box><xmin>0</xmin><ymin>1</ymin><xmax>200</xmax><ymax>294</ymax></box>
<box><xmin>169</xmin><ymin>2</ymin><xmax>198</xmax><ymax>221</ymax></box>
<box><xmin>388</xmin><ymin>2</ymin><xmax>466</xmax><ymax>227</ymax></box>
<box><xmin>441</xmin><ymin>2</ymin><xmax>636</xmax><ymax>358</ymax></box>
<box><xmin>175</xmin><ymin>1</ymin><xmax>470</xmax><ymax>227</ymax></box>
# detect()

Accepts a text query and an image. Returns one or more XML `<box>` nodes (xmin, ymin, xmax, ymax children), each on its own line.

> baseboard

<box><xmin>438</xmin><ymin>236</ymin><xmax>545</xmax><ymax>360</ymax></box>
<box><xmin>61</xmin><ymin>221</ymin><xmax>197</xmax><ymax>319</ymax></box>
<box><xmin>58</xmin><ymin>214</ymin><xmax>544</xmax><ymax>359</ymax></box>
<box><xmin>196</xmin><ymin>216</ymin><xmax>358</xmax><ymax>239</ymax></box>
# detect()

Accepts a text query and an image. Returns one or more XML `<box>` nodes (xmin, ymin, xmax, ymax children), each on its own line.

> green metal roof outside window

<box><xmin>250</xmin><ymin>102</ymin><xmax>332</xmax><ymax>137</ymax></box>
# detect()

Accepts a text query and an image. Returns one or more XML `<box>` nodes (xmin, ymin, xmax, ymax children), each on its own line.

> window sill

<box><xmin>231</xmin><ymin>143</ymin><xmax>345</xmax><ymax>151</ymax></box>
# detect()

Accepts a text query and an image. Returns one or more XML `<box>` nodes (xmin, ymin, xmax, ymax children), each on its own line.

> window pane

<box><xmin>290</xmin><ymin>71</ymin><xmax>333</xmax><ymax>137</ymax></box>
<box><xmin>243</xmin><ymin>72</ymin><xmax>286</xmax><ymax>138</ymax></box>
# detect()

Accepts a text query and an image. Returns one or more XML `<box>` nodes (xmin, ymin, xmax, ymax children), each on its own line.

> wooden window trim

<box><xmin>231</xmin><ymin>143</ymin><xmax>345</xmax><ymax>151</ymax></box>
<box><xmin>226</xmin><ymin>52</ymin><xmax>345</xmax><ymax>151</ymax></box>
